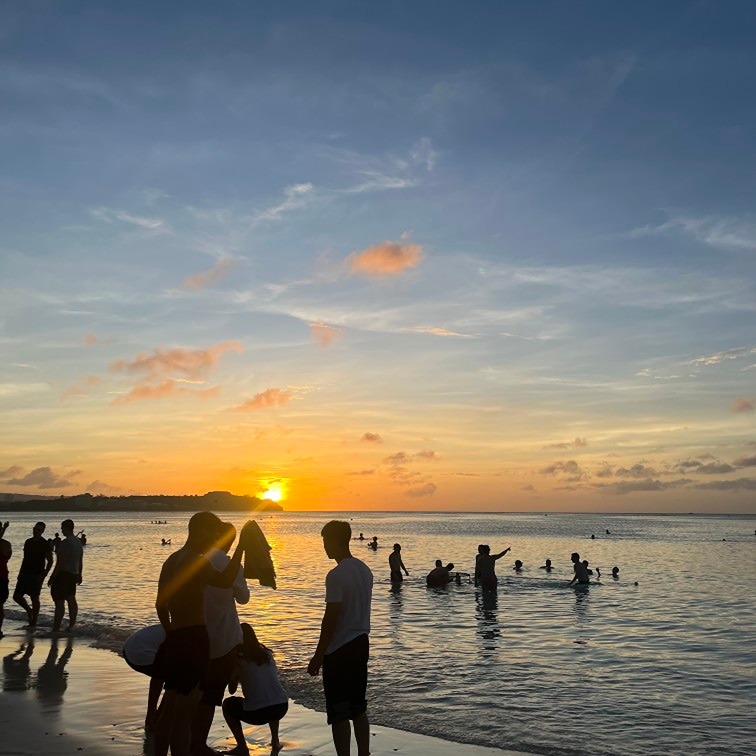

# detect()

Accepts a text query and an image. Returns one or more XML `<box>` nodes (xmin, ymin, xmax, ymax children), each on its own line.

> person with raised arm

<box><xmin>13</xmin><ymin>521</ymin><xmax>53</xmax><ymax>629</ymax></box>
<box><xmin>475</xmin><ymin>544</ymin><xmax>511</xmax><ymax>591</ymax></box>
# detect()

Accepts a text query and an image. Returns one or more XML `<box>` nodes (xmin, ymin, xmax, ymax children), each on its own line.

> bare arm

<box><xmin>307</xmin><ymin>602</ymin><xmax>342</xmax><ymax>676</ymax></box>
<box><xmin>155</xmin><ymin>562</ymin><xmax>172</xmax><ymax>632</ymax></box>
<box><xmin>44</xmin><ymin>547</ymin><xmax>53</xmax><ymax>576</ymax></box>
<box><xmin>493</xmin><ymin>547</ymin><xmax>511</xmax><ymax>560</ymax></box>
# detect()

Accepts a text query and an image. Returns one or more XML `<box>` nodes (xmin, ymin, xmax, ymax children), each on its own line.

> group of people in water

<box><xmin>0</xmin><ymin>519</ymin><xmax>85</xmax><ymax>639</ymax></box>
<box><xmin>370</xmin><ymin>540</ymin><xmax>623</xmax><ymax>592</ymax></box>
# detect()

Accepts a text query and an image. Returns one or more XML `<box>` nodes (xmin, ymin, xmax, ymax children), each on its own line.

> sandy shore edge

<box><xmin>0</xmin><ymin>619</ymin><xmax>532</xmax><ymax>755</ymax></box>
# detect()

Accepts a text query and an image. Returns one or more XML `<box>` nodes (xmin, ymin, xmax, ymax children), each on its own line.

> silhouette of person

<box><xmin>222</xmin><ymin>623</ymin><xmax>288</xmax><ymax>754</ymax></box>
<box><xmin>388</xmin><ymin>544</ymin><xmax>409</xmax><ymax>583</ymax></box>
<box><xmin>568</xmin><ymin>552</ymin><xmax>590</xmax><ymax>585</ymax></box>
<box><xmin>611</xmin><ymin>566</ymin><xmax>620</xmax><ymax>579</ymax></box>
<box><xmin>475</xmin><ymin>544</ymin><xmax>511</xmax><ymax>591</ymax></box>
<box><xmin>369</xmin><ymin>536</ymin><xmax>378</xmax><ymax>550</ymax></box>
<box><xmin>426</xmin><ymin>561</ymin><xmax>455</xmax><ymax>587</ymax></box>
<box><xmin>357</xmin><ymin>533</ymin><xmax>365</xmax><ymax>541</ymax></box>
<box><xmin>13</xmin><ymin>521</ymin><xmax>53</xmax><ymax>630</ymax></box>
<box><xmin>48</xmin><ymin>519</ymin><xmax>84</xmax><ymax>633</ymax></box>
<box><xmin>513</xmin><ymin>559</ymin><xmax>523</xmax><ymax>572</ymax></box>
<box><xmin>307</xmin><ymin>521</ymin><xmax>373</xmax><ymax>756</ymax></box>
<box><xmin>193</xmin><ymin>522</ymin><xmax>251</xmax><ymax>754</ymax></box>
<box><xmin>539</xmin><ymin>558</ymin><xmax>553</xmax><ymax>572</ymax></box>
<box><xmin>0</xmin><ymin>521</ymin><xmax>11</xmax><ymax>638</ymax></box>
<box><xmin>36</xmin><ymin>635</ymin><xmax>74</xmax><ymax>708</ymax></box>
<box><xmin>152</xmin><ymin>511</ymin><xmax>250</xmax><ymax>756</ymax></box>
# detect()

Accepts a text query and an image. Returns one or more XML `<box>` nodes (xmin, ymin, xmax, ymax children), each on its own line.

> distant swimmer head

<box><xmin>545</xmin><ymin>558</ymin><xmax>552</xmax><ymax>567</ymax></box>
<box><xmin>612</xmin><ymin>566</ymin><xmax>619</xmax><ymax>577</ymax></box>
<box><xmin>514</xmin><ymin>560</ymin><xmax>523</xmax><ymax>571</ymax></box>
<box><xmin>591</xmin><ymin>534</ymin><xmax>595</xmax><ymax>539</ymax></box>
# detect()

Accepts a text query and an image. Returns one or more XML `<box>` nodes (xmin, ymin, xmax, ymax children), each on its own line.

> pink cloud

<box><xmin>732</xmin><ymin>396</ymin><xmax>755</xmax><ymax>413</ymax></box>
<box><xmin>110</xmin><ymin>341</ymin><xmax>243</xmax><ymax>381</ymax></box>
<box><xmin>232</xmin><ymin>388</ymin><xmax>294</xmax><ymax>412</ymax></box>
<box><xmin>310</xmin><ymin>322</ymin><xmax>344</xmax><ymax>348</ymax></box>
<box><xmin>112</xmin><ymin>379</ymin><xmax>221</xmax><ymax>405</ymax></box>
<box><xmin>83</xmin><ymin>333</ymin><xmax>113</xmax><ymax>346</ymax></box>
<box><xmin>181</xmin><ymin>257</ymin><xmax>238</xmax><ymax>290</ymax></box>
<box><xmin>348</xmin><ymin>240</ymin><xmax>423</xmax><ymax>277</ymax></box>
<box><xmin>361</xmin><ymin>432</ymin><xmax>383</xmax><ymax>444</ymax></box>
<box><xmin>62</xmin><ymin>375</ymin><xmax>102</xmax><ymax>399</ymax></box>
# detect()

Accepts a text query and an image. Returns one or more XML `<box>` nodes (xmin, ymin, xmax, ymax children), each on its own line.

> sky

<box><xmin>1</xmin><ymin>1</ymin><xmax>755</xmax><ymax>512</ymax></box>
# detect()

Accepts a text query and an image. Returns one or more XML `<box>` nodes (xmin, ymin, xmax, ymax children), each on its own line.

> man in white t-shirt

<box><xmin>308</xmin><ymin>520</ymin><xmax>373</xmax><ymax>756</ymax></box>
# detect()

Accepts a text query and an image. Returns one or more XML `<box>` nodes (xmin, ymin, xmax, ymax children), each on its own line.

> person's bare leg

<box><xmin>173</xmin><ymin>689</ymin><xmax>201</xmax><ymax>756</ymax></box>
<box><xmin>155</xmin><ymin>690</ymin><xmax>177</xmax><ymax>756</ymax></box>
<box><xmin>331</xmin><ymin>719</ymin><xmax>352</xmax><ymax>756</ymax></box>
<box><xmin>0</xmin><ymin>603</ymin><xmax>4</xmax><ymax>636</ymax></box>
<box><xmin>353</xmin><ymin>712</ymin><xmax>370</xmax><ymax>756</ymax></box>
<box><xmin>145</xmin><ymin>677</ymin><xmax>164</xmax><ymax>730</ymax></box>
<box><xmin>31</xmin><ymin>595</ymin><xmax>41</xmax><ymax>626</ymax></box>
<box><xmin>13</xmin><ymin>591</ymin><xmax>33</xmax><ymax>625</ymax></box>
<box><xmin>190</xmin><ymin>700</ymin><xmax>215</xmax><ymax>754</ymax></box>
<box><xmin>52</xmin><ymin>599</ymin><xmax>64</xmax><ymax>632</ymax></box>
<box><xmin>221</xmin><ymin>699</ymin><xmax>249</xmax><ymax>753</ymax></box>
<box><xmin>65</xmin><ymin>596</ymin><xmax>78</xmax><ymax>631</ymax></box>
<box><xmin>269</xmin><ymin>719</ymin><xmax>281</xmax><ymax>750</ymax></box>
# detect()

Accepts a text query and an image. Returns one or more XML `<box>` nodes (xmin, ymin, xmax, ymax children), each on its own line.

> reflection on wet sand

<box><xmin>36</xmin><ymin>635</ymin><xmax>74</xmax><ymax>709</ymax></box>
<box><xmin>3</xmin><ymin>637</ymin><xmax>35</xmax><ymax>691</ymax></box>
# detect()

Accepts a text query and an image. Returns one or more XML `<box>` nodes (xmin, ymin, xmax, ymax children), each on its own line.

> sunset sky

<box><xmin>2</xmin><ymin>2</ymin><xmax>755</xmax><ymax>512</ymax></box>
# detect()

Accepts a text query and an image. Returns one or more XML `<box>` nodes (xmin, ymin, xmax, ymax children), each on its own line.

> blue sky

<box><xmin>1</xmin><ymin>1</ymin><xmax>755</xmax><ymax>510</ymax></box>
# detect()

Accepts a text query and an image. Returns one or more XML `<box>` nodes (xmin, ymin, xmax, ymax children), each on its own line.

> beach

<box><xmin>0</xmin><ymin>618</ymin><xmax>529</xmax><ymax>756</ymax></box>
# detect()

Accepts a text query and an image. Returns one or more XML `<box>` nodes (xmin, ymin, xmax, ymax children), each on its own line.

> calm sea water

<box><xmin>3</xmin><ymin>510</ymin><xmax>755</xmax><ymax>756</ymax></box>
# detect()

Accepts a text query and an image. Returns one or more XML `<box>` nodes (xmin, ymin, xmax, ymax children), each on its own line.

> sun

<box><xmin>260</xmin><ymin>484</ymin><xmax>284</xmax><ymax>502</ymax></box>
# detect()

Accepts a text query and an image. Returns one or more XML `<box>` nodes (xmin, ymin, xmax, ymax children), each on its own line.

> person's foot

<box><xmin>220</xmin><ymin>747</ymin><xmax>249</xmax><ymax>756</ymax></box>
<box><xmin>271</xmin><ymin>740</ymin><xmax>282</xmax><ymax>752</ymax></box>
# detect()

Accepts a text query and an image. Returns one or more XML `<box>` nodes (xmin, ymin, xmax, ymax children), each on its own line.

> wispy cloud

<box><xmin>231</xmin><ymin>388</ymin><xmax>294</xmax><ymax>412</ymax></box>
<box><xmin>112</xmin><ymin>379</ymin><xmax>221</xmax><ymax>405</ymax></box>
<box><xmin>62</xmin><ymin>375</ymin><xmax>103</xmax><ymax>399</ymax></box>
<box><xmin>539</xmin><ymin>460</ymin><xmax>588</xmax><ymax>481</ymax></box>
<box><xmin>110</xmin><ymin>342</ymin><xmax>243</xmax><ymax>381</ymax></box>
<box><xmin>84</xmin><ymin>333</ymin><xmax>113</xmax><ymax>347</ymax></box>
<box><xmin>406</xmin><ymin>482</ymin><xmax>437</xmax><ymax>498</ymax></box>
<box><xmin>631</xmin><ymin>213</ymin><xmax>756</xmax><ymax>252</ymax></box>
<box><xmin>248</xmin><ymin>183</ymin><xmax>314</xmax><ymax>227</ymax></box>
<box><xmin>181</xmin><ymin>257</ymin><xmax>238</xmax><ymax>290</ymax></box>
<box><xmin>90</xmin><ymin>207</ymin><xmax>170</xmax><ymax>233</ymax></box>
<box><xmin>404</xmin><ymin>326</ymin><xmax>473</xmax><ymax>338</ymax></box>
<box><xmin>733</xmin><ymin>455</ymin><xmax>756</xmax><ymax>467</ymax></box>
<box><xmin>693</xmin><ymin>478</ymin><xmax>756</xmax><ymax>492</ymax></box>
<box><xmin>348</xmin><ymin>240</ymin><xmax>423</xmax><ymax>278</ymax></box>
<box><xmin>360</xmin><ymin>432</ymin><xmax>383</xmax><ymax>444</ymax></box>
<box><xmin>544</xmin><ymin>437</ymin><xmax>587</xmax><ymax>450</ymax></box>
<box><xmin>687</xmin><ymin>347</ymin><xmax>756</xmax><ymax>367</ymax></box>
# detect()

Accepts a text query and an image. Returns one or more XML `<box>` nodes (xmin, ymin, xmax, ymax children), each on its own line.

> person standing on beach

<box><xmin>153</xmin><ymin>512</ymin><xmax>250</xmax><ymax>756</ymax></box>
<box><xmin>13</xmin><ymin>521</ymin><xmax>53</xmax><ymax>629</ymax></box>
<box><xmin>47</xmin><ymin>519</ymin><xmax>83</xmax><ymax>633</ymax></box>
<box><xmin>192</xmin><ymin>521</ymin><xmax>250</xmax><ymax>754</ymax></box>
<box><xmin>388</xmin><ymin>543</ymin><xmax>409</xmax><ymax>583</ymax></box>
<box><xmin>0</xmin><ymin>521</ymin><xmax>11</xmax><ymax>638</ymax></box>
<box><xmin>475</xmin><ymin>544</ymin><xmax>511</xmax><ymax>591</ymax></box>
<box><xmin>308</xmin><ymin>520</ymin><xmax>373</xmax><ymax>756</ymax></box>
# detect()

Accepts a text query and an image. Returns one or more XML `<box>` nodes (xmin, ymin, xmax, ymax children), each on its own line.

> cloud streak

<box><xmin>182</xmin><ymin>257</ymin><xmax>238</xmax><ymax>290</ymax></box>
<box><xmin>348</xmin><ymin>241</ymin><xmax>423</xmax><ymax>278</ymax></box>
<box><xmin>231</xmin><ymin>388</ymin><xmax>294</xmax><ymax>412</ymax></box>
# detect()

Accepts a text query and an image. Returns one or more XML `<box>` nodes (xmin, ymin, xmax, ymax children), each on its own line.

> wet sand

<box><xmin>0</xmin><ymin>619</ymin><xmax>530</xmax><ymax>755</ymax></box>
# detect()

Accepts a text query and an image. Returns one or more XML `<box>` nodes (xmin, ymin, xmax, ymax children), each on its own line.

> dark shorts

<box><xmin>480</xmin><ymin>576</ymin><xmax>497</xmax><ymax>591</ymax></box>
<box><xmin>0</xmin><ymin>579</ymin><xmax>8</xmax><ymax>605</ymax></box>
<box><xmin>322</xmin><ymin>633</ymin><xmax>369</xmax><ymax>724</ymax></box>
<box><xmin>223</xmin><ymin>697</ymin><xmax>288</xmax><ymax>725</ymax></box>
<box><xmin>390</xmin><ymin>570</ymin><xmax>403</xmax><ymax>583</ymax></box>
<box><xmin>50</xmin><ymin>572</ymin><xmax>77</xmax><ymax>602</ymax></box>
<box><xmin>201</xmin><ymin>646</ymin><xmax>238</xmax><ymax>706</ymax></box>
<box><xmin>153</xmin><ymin>625</ymin><xmax>210</xmax><ymax>696</ymax></box>
<box><xmin>15</xmin><ymin>571</ymin><xmax>44</xmax><ymax>598</ymax></box>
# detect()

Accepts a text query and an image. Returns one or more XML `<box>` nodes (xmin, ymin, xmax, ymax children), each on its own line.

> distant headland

<box><xmin>0</xmin><ymin>490</ymin><xmax>283</xmax><ymax>513</ymax></box>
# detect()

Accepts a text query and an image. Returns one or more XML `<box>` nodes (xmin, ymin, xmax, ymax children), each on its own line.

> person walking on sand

<box><xmin>13</xmin><ymin>521</ymin><xmax>53</xmax><ymax>629</ymax></box>
<box><xmin>388</xmin><ymin>543</ymin><xmax>409</xmax><ymax>583</ymax></box>
<box><xmin>308</xmin><ymin>520</ymin><xmax>373</xmax><ymax>756</ymax></box>
<box><xmin>152</xmin><ymin>512</ymin><xmax>250</xmax><ymax>756</ymax></box>
<box><xmin>0</xmin><ymin>521</ymin><xmax>12</xmax><ymax>638</ymax></box>
<box><xmin>192</xmin><ymin>521</ymin><xmax>250</xmax><ymax>755</ymax></box>
<box><xmin>48</xmin><ymin>519</ymin><xmax>83</xmax><ymax>633</ymax></box>
<box><xmin>475</xmin><ymin>544</ymin><xmax>511</xmax><ymax>591</ymax></box>
<box><xmin>222</xmin><ymin>623</ymin><xmax>288</xmax><ymax>754</ymax></box>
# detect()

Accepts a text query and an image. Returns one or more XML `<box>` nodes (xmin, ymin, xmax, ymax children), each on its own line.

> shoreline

<box><xmin>0</xmin><ymin>618</ymin><xmax>533</xmax><ymax>755</ymax></box>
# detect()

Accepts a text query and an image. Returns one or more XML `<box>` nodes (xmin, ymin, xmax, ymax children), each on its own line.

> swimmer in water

<box><xmin>369</xmin><ymin>536</ymin><xmax>378</xmax><ymax>550</ymax></box>
<box><xmin>513</xmin><ymin>560</ymin><xmax>523</xmax><ymax>572</ymax></box>
<box><xmin>539</xmin><ymin>559</ymin><xmax>553</xmax><ymax>572</ymax></box>
<box><xmin>611</xmin><ymin>566</ymin><xmax>619</xmax><ymax>579</ymax></box>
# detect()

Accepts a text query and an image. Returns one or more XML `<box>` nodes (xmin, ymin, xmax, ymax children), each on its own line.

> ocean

<box><xmin>3</xmin><ymin>510</ymin><xmax>754</xmax><ymax>756</ymax></box>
